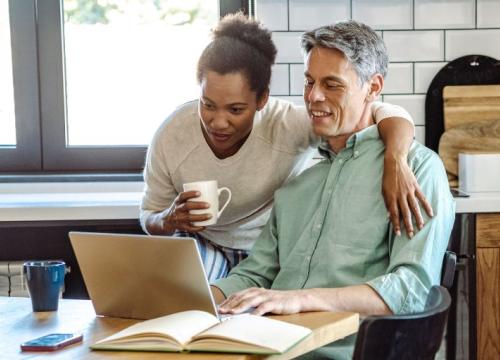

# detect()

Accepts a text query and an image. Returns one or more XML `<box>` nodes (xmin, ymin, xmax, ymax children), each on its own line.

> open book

<box><xmin>91</xmin><ymin>310</ymin><xmax>312</xmax><ymax>354</ymax></box>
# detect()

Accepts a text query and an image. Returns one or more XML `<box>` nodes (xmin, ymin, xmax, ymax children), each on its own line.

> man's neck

<box><xmin>327</xmin><ymin>135</ymin><xmax>350</xmax><ymax>153</ymax></box>
<box><xmin>326</xmin><ymin>103</ymin><xmax>375</xmax><ymax>153</ymax></box>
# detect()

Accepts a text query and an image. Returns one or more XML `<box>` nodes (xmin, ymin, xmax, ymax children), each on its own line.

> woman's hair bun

<box><xmin>212</xmin><ymin>13</ymin><xmax>276</xmax><ymax>64</ymax></box>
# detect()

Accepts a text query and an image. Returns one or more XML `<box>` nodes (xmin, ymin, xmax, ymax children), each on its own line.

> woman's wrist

<box><xmin>147</xmin><ymin>210</ymin><xmax>174</xmax><ymax>235</ymax></box>
<box><xmin>384</xmin><ymin>148</ymin><xmax>407</xmax><ymax>164</ymax></box>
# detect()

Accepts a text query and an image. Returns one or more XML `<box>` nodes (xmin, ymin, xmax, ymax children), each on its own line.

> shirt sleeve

<box><xmin>371</xmin><ymin>101</ymin><xmax>414</xmax><ymax>125</ymax></box>
<box><xmin>366</xmin><ymin>151</ymin><xmax>455</xmax><ymax>314</ymax></box>
<box><xmin>139</xmin><ymin>125</ymin><xmax>178</xmax><ymax>234</ymax></box>
<box><xmin>213</xmin><ymin>208</ymin><xmax>281</xmax><ymax>296</ymax></box>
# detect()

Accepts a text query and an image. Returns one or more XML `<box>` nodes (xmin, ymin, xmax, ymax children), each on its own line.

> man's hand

<box><xmin>211</xmin><ymin>285</ymin><xmax>226</xmax><ymax>305</ymax></box>
<box><xmin>218</xmin><ymin>288</ymin><xmax>306</xmax><ymax>316</ymax></box>
<box><xmin>383</xmin><ymin>155</ymin><xmax>433</xmax><ymax>237</ymax></box>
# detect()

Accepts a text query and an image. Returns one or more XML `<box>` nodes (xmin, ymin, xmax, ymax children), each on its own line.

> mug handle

<box><xmin>217</xmin><ymin>187</ymin><xmax>232</xmax><ymax>217</ymax></box>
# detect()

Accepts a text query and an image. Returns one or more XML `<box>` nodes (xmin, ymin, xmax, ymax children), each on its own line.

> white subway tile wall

<box><xmin>272</xmin><ymin>32</ymin><xmax>303</xmax><ymax>63</ymax></box>
<box><xmin>384</xmin><ymin>31</ymin><xmax>445</xmax><ymax>62</ymax></box>
<box><xmin>415</xmin><ymin>126</ymin><xmax>426</xmax><ymax>144</ymax></box>
<box><xmin>382</xmin><ymin>63</ymin><xmax>414</xmax><ymax>95</ymax></box>
<box><xmin>290</xmin><ymin>63</ymin><xmax>305</xmax><ymax>95</ymax></box>
<box><xmin>446</xmin><ymin>29</ymin><xmax>500</xmax><ymax>60</ymax></box>
<box><xmin>414</xmin><ymin>0</ymin><xmax>475</xmax><ymax>29</ymax></box>
<box><xmin>270</xmin><ymin>64</ymin><xmax>290</xmax><ymax>95</ymax></box>
<box><xmin>382</xmin><ymin>95</ymin><xmax>426</xmax><ymax>126</ymax></box>
<box><xmin>289</xmin><ymin>0</ymin><xmax>350</xmax><ymax>31</ymax></box>
<box><xmin>352</xmin><ymin>0</ymin><xmax>413</xmax><ymax>30</ymax></box>
<box><xmin>477</xmin><ymin>0</ymin><xmax>500</xmax><ymax>28</ymax></box>
<box><xmin>414</xmin><ymin>62</ymin><xmax>447</xmax><ymax>94</ymax></box>
<box><xmin>256</xmin><ymin>0</ymin><xmax>288</xmax><ymax>31</ymax></box>
<box><xmin>259</xmin><ymin>0</ymin><xmax>500</xmax><ymax>145</ymax></box>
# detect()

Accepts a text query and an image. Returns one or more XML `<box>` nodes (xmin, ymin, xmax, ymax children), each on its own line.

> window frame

<box><xmin>2</xmin><ymin>0</ymin><xmax>41</xmax><ymax>172</ymax></box>
<box><xmin>1</xmin><ymin>0</ymin><xmax>249</xmax><ymax>176</ymax></box>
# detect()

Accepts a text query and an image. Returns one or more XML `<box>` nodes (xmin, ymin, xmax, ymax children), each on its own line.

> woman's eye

<box><xmin>230</xmin><ymin>108</ymin><xmax>244</xmax><ymax>114</ymax></box>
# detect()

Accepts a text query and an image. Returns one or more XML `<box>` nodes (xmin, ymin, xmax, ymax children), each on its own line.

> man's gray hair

<box><xmin>301</xmin><ymin>20</ymin><xmax>388</xmax><ymax>85</ymax></box>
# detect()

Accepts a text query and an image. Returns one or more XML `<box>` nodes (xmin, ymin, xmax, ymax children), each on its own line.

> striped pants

<box><xmin>174</xmin><ymin>231</ymin><xmax>249</xmax><ymax>283</ymax></box>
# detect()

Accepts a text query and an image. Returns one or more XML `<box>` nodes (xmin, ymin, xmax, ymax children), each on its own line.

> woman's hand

<box><xmin>159</xmin><ymin>191</ymin><xmax>212</xmax><ymax>234</ymax></box>
<box><xmin>163</xmin><ymin>191</ymin><xmax>212</xmax><ymax>232</ymax></box>
<box><xmin>382</xmin><ymin>156</ymin><xmax>434</xmax><ymax>237</ymax></box>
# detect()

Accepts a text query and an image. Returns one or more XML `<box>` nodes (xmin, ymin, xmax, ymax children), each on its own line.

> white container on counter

<box><xmin>459</xmin><ymin>153</ymin><xmax>500</xmax><ymax>192</ymax></box>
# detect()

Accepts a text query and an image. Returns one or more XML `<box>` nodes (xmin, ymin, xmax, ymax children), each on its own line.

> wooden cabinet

<box><xmin>476</xmin><ymin>214</ymin><xmax>500</xmax><ymax>359</ymax></box>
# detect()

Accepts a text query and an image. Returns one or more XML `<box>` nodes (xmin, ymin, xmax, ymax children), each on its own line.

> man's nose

<box><xmin>307</xmin><ymin>84</ymin><xmax>325</xmax><ymax>103</ymax></box>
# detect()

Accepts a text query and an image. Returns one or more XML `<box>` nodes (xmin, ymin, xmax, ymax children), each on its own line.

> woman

<box><xmin>141</xmin><ymin>14</ymin><xmax>431</xmax><ymax>281</ymax></box>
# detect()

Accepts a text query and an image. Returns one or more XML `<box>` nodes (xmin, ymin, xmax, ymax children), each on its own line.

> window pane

<box><xmin>63</xmin><ymin>0</ymin><xmax>218</xmax><ymax>146</ymax></box>
<box><xmin>0</xmin><ymin>1</ymin><xmax>16</xmax><ymax>147</ymax></box>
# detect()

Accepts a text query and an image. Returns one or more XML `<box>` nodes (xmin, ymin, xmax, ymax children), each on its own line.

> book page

<box><xmin>95</xmin><ymin>310</ymin><xmax>219</xmax><ymax>347</ymax></box>
<box><xmin>189</xmin><ymin>314</ymin><xmax>311</xmax><ymax>353</ymax></box>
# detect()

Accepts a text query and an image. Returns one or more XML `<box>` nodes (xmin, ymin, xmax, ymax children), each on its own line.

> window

<box><xmin>0</xmin><ymin>1</ymin><xmax>15</xmax><ymax>147</ymax></box>
<box><xmin>1</xmin><ymin>0</ymin><xmax>248</xmax><ymax>175</ymax></box>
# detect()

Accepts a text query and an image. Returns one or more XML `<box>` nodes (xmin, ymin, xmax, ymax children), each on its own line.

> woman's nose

<box><xmin>211</xmin><ymin>111</ymin><xmax>229</xmax><ymax>129</ymax></box>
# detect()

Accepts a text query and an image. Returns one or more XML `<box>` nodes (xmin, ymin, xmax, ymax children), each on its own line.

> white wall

<box><xmin>258</xmin><ymin>0</ymin><xmax>500</xmax><ymax>144</ymax></box>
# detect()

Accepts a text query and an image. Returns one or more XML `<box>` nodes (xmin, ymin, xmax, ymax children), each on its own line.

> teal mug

<box><xmin>24</xmin><ymin>261</ymin><xmax>66</xmax><ymax>312</ymax></box>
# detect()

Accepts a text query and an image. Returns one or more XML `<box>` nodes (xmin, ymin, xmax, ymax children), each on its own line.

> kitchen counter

<box><xmin>0</xmin><ymin>182</ymin><xmax>143</xmax><ymax>222</ymax></box>
<box><xmin>455</xmin><ymin>191</ymin><xmax>500</xmax><ymax>213</ymax></box>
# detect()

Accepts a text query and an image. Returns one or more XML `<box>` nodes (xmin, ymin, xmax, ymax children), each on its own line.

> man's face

<box><xmin>303</xmin><ymin>46</ymin><xmax>371</xmax><ymax>139</ymax></box>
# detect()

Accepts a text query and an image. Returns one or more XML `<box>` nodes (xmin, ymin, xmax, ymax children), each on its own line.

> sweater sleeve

<box><xmin>371</xmin><ymin>101</ymin><xmax>414</xmax><ymax>125</ymax></box>
<box><xmin>139</xmin><ymin>123</ymin><xmax>178</xmax><ymax>233</ymax></box>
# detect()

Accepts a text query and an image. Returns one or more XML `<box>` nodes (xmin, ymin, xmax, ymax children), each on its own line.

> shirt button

<box><xmin>354</xmin><ymin>150</ymin><xmax>359</xmax><ymax>156</ymax></box>
<box><xmin>316</xmin><ymin>224</ymin><xmax>322</xmax><ymax>230</ymax></box>
<box><xmin>338</xmin><ymin>159</ymin><xmax>343</xmax><ymax>163</ymax></box>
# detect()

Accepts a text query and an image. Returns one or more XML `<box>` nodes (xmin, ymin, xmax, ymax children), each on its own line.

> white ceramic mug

<box><xmin>182</xmin><ymin>180</ymin><xmax>232</xmax><ymax>226</ymax></box>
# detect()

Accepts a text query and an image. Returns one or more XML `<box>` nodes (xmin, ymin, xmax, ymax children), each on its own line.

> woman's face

<box><xmin>199</xmin><ymin>71</ymin><xmax>268</xmax><ymax>159</ymax></box>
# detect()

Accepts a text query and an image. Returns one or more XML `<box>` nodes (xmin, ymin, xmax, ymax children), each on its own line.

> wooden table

<box><xmin>0</xmin><ymin>297</ymin><xmax>358</xmax><ymax>359</ymax></box>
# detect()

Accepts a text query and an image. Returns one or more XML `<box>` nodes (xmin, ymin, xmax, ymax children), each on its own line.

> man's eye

<box><xmin>326</xmin><ymin>83</ymin><xmax>341</xmax><ymax>89</ymax></box>
<box><xmin>304</xmin><ymin>79</ymin><xmax>314</xmax><ymax>87</ymax></box>
<box><xmin>203</xmin><ymin>102</ymin><xmax>214</xmax><ymax>109</ymax></box>
<box><xmin>230</xmin><ymin>108</ymin><xmax>244</xmax><ymax>114</ymax></box>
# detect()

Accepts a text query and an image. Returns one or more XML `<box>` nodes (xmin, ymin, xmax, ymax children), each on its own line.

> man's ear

<box><xmin>366</xmin><ymin>74</ymin><xmax>384</xmax><ymax>102</ymax></box>
<box><xmin>256</xmin><ymin>89</ymin><xmax>270</xmax><ymax>111</ymax></box>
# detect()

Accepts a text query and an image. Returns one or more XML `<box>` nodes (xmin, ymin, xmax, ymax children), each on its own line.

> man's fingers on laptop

<box><xmin>220</xmin><ymin>288</ymin><xmax>287</xmax><ymax>315</ymax></box>
<box><xmin>219</xmin><ymin>287</ymin><xmax>261</xmax><ymax>313</ymax></box>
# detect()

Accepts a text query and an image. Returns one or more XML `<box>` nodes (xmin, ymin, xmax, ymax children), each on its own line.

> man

<box><xmin>211</xmin><ymin>20</ymin><xmax>455</xmax><ymax>358</ymax></box>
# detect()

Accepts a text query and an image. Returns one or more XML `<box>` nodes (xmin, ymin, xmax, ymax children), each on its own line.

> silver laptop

<box><xmin>69</xmin><ymin>231</ymin><xmax>218</xmax><ymax>320</ymax></box>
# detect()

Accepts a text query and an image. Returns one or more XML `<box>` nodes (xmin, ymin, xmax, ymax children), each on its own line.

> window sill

<box><xmin>0</xmin><ymin>182</ymin><xmax>143</xmax><ymax>222</ymax></box>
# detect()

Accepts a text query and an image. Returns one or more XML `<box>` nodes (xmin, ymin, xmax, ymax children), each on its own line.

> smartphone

<box><xmin>20</xmin><ymin>333</ymin><xmax>83</xmax><ymax>352</ymax></box>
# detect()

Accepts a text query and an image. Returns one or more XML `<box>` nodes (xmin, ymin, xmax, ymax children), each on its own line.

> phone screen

<box><xmin>21</xmin><ymin>333</ymin><xmax>83</xmax><ymax>351</ymax></box>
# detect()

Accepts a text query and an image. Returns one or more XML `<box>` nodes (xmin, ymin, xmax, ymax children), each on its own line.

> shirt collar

<box><xmin>318</xmin><ymin>125</ymin><xmax>380</xmax><ymax>160</ymax></box>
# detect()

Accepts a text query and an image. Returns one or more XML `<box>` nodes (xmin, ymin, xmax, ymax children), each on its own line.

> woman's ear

<box><xmin>366</xmin><ymin>74</ymin><xmax>384</xmax><ymax>101</ymax></box>
<box><xmin>256</xmin><ymin>89</ymin><xmax>270</xmax><ymax>111</ymax></box>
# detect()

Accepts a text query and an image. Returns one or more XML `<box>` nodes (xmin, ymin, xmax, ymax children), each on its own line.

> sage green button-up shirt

<box><xmin>215</xmin><ymin>125</ymin><xmax>455</xmax><ymax>359</ymax></box>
